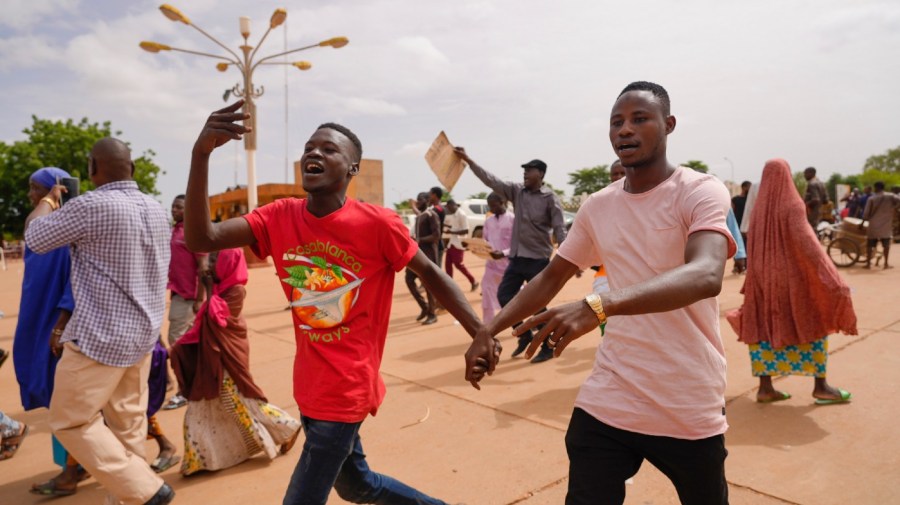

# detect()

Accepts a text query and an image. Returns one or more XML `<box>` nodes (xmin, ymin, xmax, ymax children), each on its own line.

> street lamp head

<box><xmin>240</xmin><ymin>16</ymin><xmax>251</xmax><ymax>38</ymax></box>
<box><xmin>270</xmin><ymin>8</ymin><xmax>287</xmax><ymax>28</ymax></box>
<box><xmin>216</xmin><ymin>62</ymin><xmax>230</xmax><ymax>72</ymax></box>
<box><xmin>319</xmin><ymin>36</ymin><xmax>349</xmax><ymax>48</ymax></box>
<box><xmin>139</xmin><ymin>41</ymin><xmax>172</xmax><ymax>53</ymax></box>
<box><xmin>292</xmin><ymin>61</ymin><xmax>312</xmax><ymax>70</ymax></box>
<box><xmin>159</xmin><ymin>4</ymin><xmax>190</xmax><ymax>24</ymax></box>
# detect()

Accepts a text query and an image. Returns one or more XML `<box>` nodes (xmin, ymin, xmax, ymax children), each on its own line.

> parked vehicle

<box><xmin>457</xmin><ymin>199</ymin><xmax>488</xmax><ymax>238</ymax></box>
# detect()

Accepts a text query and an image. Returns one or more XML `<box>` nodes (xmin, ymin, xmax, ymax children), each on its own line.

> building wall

<box><xmin>293</xmin><ymin>158</ymin><xmax>384</xmax><ymax>207</ymax></box>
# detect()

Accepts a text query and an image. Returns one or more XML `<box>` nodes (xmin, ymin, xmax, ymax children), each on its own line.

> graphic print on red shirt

<box><xmin>243</xmin><ymin>198</ymin><xmax>418</xmax><ymax>423</ymax></box>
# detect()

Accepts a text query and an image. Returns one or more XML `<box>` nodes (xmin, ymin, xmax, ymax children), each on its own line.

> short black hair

<box><xmin>446</xmin><ymin>199</ymin><xmax>457</xmax><ymax>206</ymax></box>
<box><xmin>430</xmin><ymin>186</ymin><xmax>444</xmax><ymax>198</ymax></box>
<box><xmin>317</xmin><ymin>123</ymin><xmax>362</xmax><ymax>162</ymax></box>
<box><xmin>174</xmin><ymin>194</ymin><xmax>185</xmax><ymax>201</ymax></box>
<box><xmin>618</xmin><ymin>81</ymin><xmax>671</xmax><ymax>116</ymax></box>
<box><xmin>875</xmin><ymin>181</ymin><xmax>885</xmax><ymax>191</ymax></box>
<box><xmin>804</xmin><ymin>166</ymin><xmax>816</xmax><ymax>175</ymax></box>
<box><xmin>741</xmin><ymin>181</ymin><xmax>752</xmax><ymax>189</ymax></box>
<box><xmin>417</xmin><ymin>191</ymin><xmax>430</xmax><ymax>200</ymax></box>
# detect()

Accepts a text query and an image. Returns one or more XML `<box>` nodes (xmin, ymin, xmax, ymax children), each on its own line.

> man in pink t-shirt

<box><xmin>182</xmin><ymin>101</ymin><xmax>494</xmax><ymax>505</ymax></box>
<box><xmin>466</xmin><ymin>82</ymin><xmax>735</xmax><ymax>505</ymax></box>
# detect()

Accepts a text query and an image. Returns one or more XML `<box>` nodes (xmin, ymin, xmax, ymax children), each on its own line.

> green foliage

<box><xmin>682</xmin><ymin>160</ymin><xmax>709</xmax><ymax>173</ymax></box>
<box><xmin>863</xmin><ymin>146</ymin><xmax>900</xmax><ymax>173</ymax></box>
<box><xmin>393</xmin><ymin>199</ymin><xmax>412</xmax><ymax>211</ymax></box>
<box><xmin>793</xmin><ymin>171</ymin><xmax>808</xmax><ymax>197</ymax></box>
<box><xmin>0</xmin><ymin>116</ymin><xmax>164</xmax><ymax>237</ymax></box>
<box><xmin>543</xmin><ymin>182</ymin><xmax>566</xmax><ymax>198</ymax></box>
<box><xmin>567</xmin><ymin>165</ymin><xmax>610</xmax><ymax>195</ymax></box>
<box><xmin>468</xmin><ymin>191</ymin><xmax>489</xmax><ymax>199</ymax></box>
<box><xmin>858</xmin><ymin>169</ymin><xmax>900</xmax><ymax>189</ymax></box>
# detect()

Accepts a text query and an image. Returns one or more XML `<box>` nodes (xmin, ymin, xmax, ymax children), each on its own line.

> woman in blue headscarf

<box><xmin>15</xmin><ymin>167</ymin><xmax>89</xmax><ymax>496</ymax></box>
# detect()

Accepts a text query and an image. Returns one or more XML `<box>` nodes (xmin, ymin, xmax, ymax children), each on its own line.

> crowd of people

<box><xmin>0</xmin><ymin>80</ymin><xmax>889</xmax><ymax>505</ymax></box>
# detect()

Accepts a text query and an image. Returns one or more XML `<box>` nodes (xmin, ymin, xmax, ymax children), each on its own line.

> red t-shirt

<box><xmin>243</xmin><ymin>198</ymin><xmax>418</xmax><ymax>422</ymax></box>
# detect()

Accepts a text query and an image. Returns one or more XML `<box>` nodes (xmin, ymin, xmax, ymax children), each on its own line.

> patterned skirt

<box><xmin>181</xmin><ymin>373</ymin><xmax>301</xmax><ymax>476</ymax></box>
<box><xmin>748</xmin><ymin>336</ymin><xmax>828</xmax><ymax>378</ymax></box>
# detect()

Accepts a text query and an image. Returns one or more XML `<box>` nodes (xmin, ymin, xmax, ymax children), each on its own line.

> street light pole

<box><xmin>140</xmin><ymin>4</ymin><xmax>348</xmax><ymax>210</ymax></box>
<box><xmin>724</xmin><ymin>157</ymin><xmax>735</xmax><ymax>184</ymax></box>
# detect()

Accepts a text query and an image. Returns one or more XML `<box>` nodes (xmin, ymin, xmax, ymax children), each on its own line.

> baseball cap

<box><xmin>521</xmin><ymin>159</ymin><xmax>547</xmax><ymax>173</ymax></box>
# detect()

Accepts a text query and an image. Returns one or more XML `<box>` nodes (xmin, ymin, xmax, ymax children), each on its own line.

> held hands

<box><xmin>194</xmin><ymin>100</ymin><xmax>251</xmax><ymax>156</ymax></box>
<box><xmin>519</xmin><ymin>301</ymin><xmax>600</xmax><ymax>359</ymax></box>
<box><xmin>464</xmin><ymin>327</ymin><xmax>502</xmax><ymax>390</ymax></box>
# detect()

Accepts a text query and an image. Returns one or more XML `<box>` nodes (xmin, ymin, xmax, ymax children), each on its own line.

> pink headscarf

<box><xmin>179</xmin><ymin>248</ymin><xmax>248</xmax><ymax>344</ymax></box>
<box><xmin>727</xmin><ymin>159</ymin><xmax>857</xmax><ymax>348</ymax></box>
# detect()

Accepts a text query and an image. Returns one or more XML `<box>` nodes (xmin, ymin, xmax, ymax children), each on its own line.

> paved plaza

<box><xmin>1</xmin><ymin>253</ymin><xmax>897</xmax><ymax>505</ymax></box>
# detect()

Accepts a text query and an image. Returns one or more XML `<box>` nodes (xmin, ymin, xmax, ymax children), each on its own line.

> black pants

<box><xmin>565</xmin><ymin>408</ymin><xmax>729</xmax><ymax>505</ymax></box>
<box><xmin>497</xmin><ymin>257</ymin><xmax>550</xmax><ymax>342</ymax></box>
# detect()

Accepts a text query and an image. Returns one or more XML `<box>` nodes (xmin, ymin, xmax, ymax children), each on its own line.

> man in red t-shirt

<box><xmin>182</xmin><ymin>101</ymin><xmax>497</xmax><ymax>505</ymax></box>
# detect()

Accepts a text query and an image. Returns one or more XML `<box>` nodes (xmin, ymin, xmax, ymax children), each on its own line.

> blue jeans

<box><xmin>283</xmin><ymin>416</ymin><xmax>449</xmax><ymax>505</ymax></box>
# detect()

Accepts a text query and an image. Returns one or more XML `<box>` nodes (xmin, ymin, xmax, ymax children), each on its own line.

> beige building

<box><xmin>209</xmin><ymin>158</ymin><xmax>384</xmax><ymax>222</ymax></box>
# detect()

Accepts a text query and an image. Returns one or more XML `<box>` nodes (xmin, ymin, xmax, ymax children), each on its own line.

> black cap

<box><xmin>521</xmin><ymin>159</ymin><xmax>547</xmax><ymax>172</ymax></box>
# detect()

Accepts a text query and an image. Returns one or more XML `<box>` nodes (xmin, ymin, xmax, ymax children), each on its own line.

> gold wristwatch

<box><xmin>584</xmin><ymin>293</ymin><xmax>607</xmax><ymax>335</ymax></box>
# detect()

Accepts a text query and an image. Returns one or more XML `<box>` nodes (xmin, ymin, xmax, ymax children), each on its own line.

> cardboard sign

<box><xmin>424</xmin><ymin>131</ymin><xmax>465</xmax><ymax>191</ymax></box>
<box><xmin>462</xmin><ymin>237</ymin><xmax>495</xmax><ymax>260</ymax></box>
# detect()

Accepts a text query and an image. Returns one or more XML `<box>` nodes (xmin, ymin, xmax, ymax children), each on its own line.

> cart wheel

<box><xmin>827</xmin><ymin>237</ymin><xmax>859</xmax><ymax>267</ymax></box>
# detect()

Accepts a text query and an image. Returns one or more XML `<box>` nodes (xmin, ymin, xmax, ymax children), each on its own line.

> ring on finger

<box><xmin>547</xmin><ymin>337</ymin><xmax>558</xmax><ymax>348</ymax></box>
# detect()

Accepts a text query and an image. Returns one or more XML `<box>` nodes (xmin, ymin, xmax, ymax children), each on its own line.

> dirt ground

<box><xmin>0</xmin><ymin>252</ymin><xmax>897</xmax><ymax>505</ymax></box>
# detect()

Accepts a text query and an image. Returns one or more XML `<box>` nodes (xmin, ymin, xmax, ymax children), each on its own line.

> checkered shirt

<box><xmin>26</xmin><ymin>181</ymin><xmax>171</xmax><ymax>367</ymax></box>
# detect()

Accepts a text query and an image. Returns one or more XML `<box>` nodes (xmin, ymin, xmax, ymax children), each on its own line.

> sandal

<box><xmin>162</xmin><ymin>395</ymin><xmax>187</xmax><ymax>410</ymax></box>
<box><xmin>150</xmin><ymin>454</ymin><xmax>181</xmax><ymax>473</ymax></box>
<box><xmin>0</xmin><ymin>423</ymin><xmax>28</xmax><ymax>461</ymax></box>
<box><xmin>30</xmin><ymin>477</ymin><xmax>78</xmax><ymax>497</ymax></box>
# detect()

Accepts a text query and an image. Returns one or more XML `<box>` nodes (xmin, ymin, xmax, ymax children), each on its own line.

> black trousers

<box><xmin>565</xmin><ymin>408</ymin><xmax>729</xmax><ymax>505</ymax></box>
<box><xmin>497</xmin><ymin>256</ymin><xmax>550</xmax><ymax>342</ymax></box>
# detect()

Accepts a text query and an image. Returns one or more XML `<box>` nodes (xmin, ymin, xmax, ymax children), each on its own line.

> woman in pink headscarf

<box><xmin>728</xmin><ymin>159</ymin><xmax>856</xmax><ymax>404</ymax></box>
<box><xmin>171</xmin><ymin>248</ymin><xmax>300</xmax><ymax>475</ymax></box>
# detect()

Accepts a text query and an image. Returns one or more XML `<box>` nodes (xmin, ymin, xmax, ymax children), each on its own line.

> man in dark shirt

<box><xmin>803</xmin><ymin>167</ymin><xmax>829</xmax><ymax>230</ymax></box>
<box><xmin>406</xmin><ymin>192</ymin><xmax>441</xmax><ymax>325</ymax></box>
<box><xmin>732</xmin><ymin>181</ymin><xmax>751</xmax><ymax>245</ymax></box>
<box><xmin>453</xmin><ymin>149</ymin><xmax>567</xmax><ymax>363</ymax></box>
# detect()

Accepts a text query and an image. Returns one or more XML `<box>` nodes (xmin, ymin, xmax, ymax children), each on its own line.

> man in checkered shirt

<box><xmin>25</xmin><ymin>138</ymin><xmax>175</xmax><ymax>505</ymax></box>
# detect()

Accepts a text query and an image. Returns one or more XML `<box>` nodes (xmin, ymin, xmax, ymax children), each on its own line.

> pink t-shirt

<box><xmin>244</xmin><ymin>198</ymin><xmax>418</xmax><ymax>422</ymax></box>
<box><xmin>557</xmin><ymin>167</ymin><xmax>736</xmax><ymax>440</ymax></box>
<box><xmin>167</xmin><ymin>221</ymin><xmax>207</xmax><ymax>300</ymax></box>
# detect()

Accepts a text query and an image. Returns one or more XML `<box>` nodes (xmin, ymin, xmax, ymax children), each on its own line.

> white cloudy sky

<box><xmin>2</xmin><ymin>0</ymin><xmax>899</xmax><ymax>208</ymax></box>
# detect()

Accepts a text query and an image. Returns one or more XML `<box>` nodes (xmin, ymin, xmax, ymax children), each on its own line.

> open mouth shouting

<box><xmin>616</xmin><ymin>141</ymin><xmax>639</xmax><ymax>157</ymax></box>
<box><xmin>304</xmin><ymin>160</ymin><xmax>326</xmax><ymax>175</ymax></box>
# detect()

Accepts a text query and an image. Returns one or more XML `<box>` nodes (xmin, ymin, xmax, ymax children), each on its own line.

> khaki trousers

<box><xmin>49</xmin><ymin>342</ymin><xmax>163</xmax><ymax>505</ymax></box>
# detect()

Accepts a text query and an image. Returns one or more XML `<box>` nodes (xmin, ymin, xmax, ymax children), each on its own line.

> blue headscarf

<box><xmin>30</xmin><ymin>167</ymin><xmax>71</xmax><ymax>190</ymax></box>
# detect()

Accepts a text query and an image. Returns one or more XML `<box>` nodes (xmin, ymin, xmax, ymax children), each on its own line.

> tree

<box><xmin>792</xmin><ymin>171</ymin><xmax>807</xmax><ymax>197</ymax></box>
<box><xmin>567</xmin><ymin>165</ymin><xmax>610</xmax><ymax>195</ymax></box>
<box><xmin>682</xmin><ymin>160</ymin><xmax>709</xmax><ymax>173</ymax></box>
<box><xmin>863</xmin><ymin>145</ymin><xmax>900</xmax><ymax>173</ymax></box>
<box><xmin>468</xmin><ymin>191</ymin><xmax>489</xmax><ymax>199</ymax></box>
<box><xmin>0</xmin><ymin>116</ymin><xmax>163</xmax><ymax>238</ymax></box>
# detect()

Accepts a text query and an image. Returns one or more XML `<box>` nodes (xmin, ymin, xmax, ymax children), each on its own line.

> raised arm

<box><xmin>453</xmin><ymin>147</ymin><xmax>517</xmax><ymax>203</ymax></box>
<box><xmin>185</xmin><ymin>100</ymin><xmax>258</xmax><ymax>253</ymax></box>
<box><xmin>516</xmin><ymin>230</ymin><xmax>728</xmax><ymax>360</ymax></box>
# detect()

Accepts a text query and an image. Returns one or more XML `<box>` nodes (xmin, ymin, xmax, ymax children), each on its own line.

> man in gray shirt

<box><xmin>25</xmin><ymin>138</ymin><xmax>174</xmax><ymax>505</ymax></box>
<box><xmin>803</xmin><ymin>166</ymin><xmax>829</xmax><ymax>230</ymax></box>
<box><xmin>454</xmin><ymin>148</ymin><xmax>567</xmax><ymax>363</ymax></box>
<box><xmin>861</xmin><ymin>181</ymin><xmax>900</xmax><ymax>269</ymax></box>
